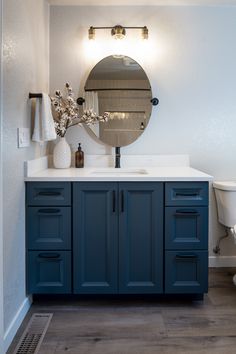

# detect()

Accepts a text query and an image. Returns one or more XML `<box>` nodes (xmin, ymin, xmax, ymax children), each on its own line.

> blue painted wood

<box><xmin>26</xmin><ymin>182</ymin><xmax>71</xmax><ymax>206</ymax></box>
<box><xmin>27</xmin><ymin>207</ymin><xmax>71</xmax><ymax>250</ymax></box>
<box><xmin>165</xmin><ymin>182</ymin><xmax>208</xmax><ymax>206</ymax></box>
<box><xmin>119</xmin><ymin>182</ymin><xmax>164</xmax><ymax>294</ymax></box>
<box><xmin>73</xmin><ymin>182</ymin><xmax>118</xmax><ymax>294</ymax></box>
<box><xmin>27</xmin><ymin>251</ymin><xmax>71</xmax><ymax>294</ymax></box>
<box><xmin>165</xmin><ymin>250</ymin><xmax>208</xmax><ymax>294</ymax></box>
<box><xmin>26</xmin><ymin>180</ymin><xmax>209</xmax><ymax>296</ymax></box>
<box><xmin>165</xmin><ymin>206</ymin><xmax>208</xmax><ymax>250</ymax></box>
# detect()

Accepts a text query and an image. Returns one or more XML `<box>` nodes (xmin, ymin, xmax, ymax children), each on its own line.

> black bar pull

<box><xmin>38</xmin><ymin>253</ymin><xmax>61</xmax><ymax>259</ymax></box>
<box><xmin>121</xmin><ymin>191</ymin><xmax>124</xmax><ymax>212</ymax></box>
<box><xmin>38</xmin><ymin>208</ymin><xmax>60</xmax><ymax>214</ymax></box>
<box><xmin>175</xmin><ymin>192</ymin><xmax>198</xmax><ymax>197</ymax></box>
<box><xmin>176</xmin><ymin>254</ymin><xmax>198</xmax><ymax>260</ymax></box>
<box><xmin>38</xmin><ymin>191</ymin><xmax>61</xmax><ymax>197</ymax></box>
<box><xmin>175</xmin><ymin>209</ymin><xmax>199</xmax><ymax>216</ymax></box>
<box><xmin>112</xmin><ymin>191</ymin><xmax>116</xmax><ymax>213</ymax></box>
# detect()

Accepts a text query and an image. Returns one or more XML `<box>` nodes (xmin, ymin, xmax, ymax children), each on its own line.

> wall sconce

<box><xmin>88</xmin><ymin>25</ymin><xmax>148</xmax><ymax>40</ymax></box>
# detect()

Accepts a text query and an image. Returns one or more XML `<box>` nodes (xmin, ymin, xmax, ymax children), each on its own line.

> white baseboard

<box><xmin>3</xmin><ymin>296</ymin><xmax>32</xmax><ymax>353</ymax></box>
<box><xmin>209</xmin><ymin>256</ymin><xmax>236</xmax><ymax>268</ymax></box>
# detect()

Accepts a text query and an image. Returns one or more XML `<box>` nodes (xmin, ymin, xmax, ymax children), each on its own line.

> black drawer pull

<box><xmin>175</xmin><ymin>209</ymin><xmax>199</xmax><ymax>216</ymax></box>
<box><xmin>38</xmin><ymin>208</ymin><xmax>60</xmax><ymax>214</ymax></box>
<box><xmin>121</xmin><ymin>191</ymin><xmax>124</xmax><ymax>212</ymax></box>
<box><xmin>37</xmin><ymin>191</ymin><xmax>61</xmax><ymax>197</ymax></box>
<box><xmin>175</xmin><ymin>192</ymin><xmax>198</xmax><ymax>197</ymax></box>
<box><xmin>38</xmin><ymin>253</ymin><xmax>61</xmax><ymax>259</ymax></box>
<box><xmin>176</xmin><ymin>254</ymin><xmax>198</xmax><ymax>260</ymax></box>
<box><xmin>112</xmin><ymin>191</ymin><xmax>116</xmax><ymax>213</ymax></box>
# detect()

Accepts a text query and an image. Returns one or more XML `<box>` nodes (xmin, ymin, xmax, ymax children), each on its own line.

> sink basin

<box><xmin>90</xmin><ymin>168</ymin><xmax>149</xmax><ymax>175</ymax></box>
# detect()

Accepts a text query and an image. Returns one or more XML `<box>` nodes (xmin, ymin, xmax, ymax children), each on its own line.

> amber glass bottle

<box><xmin>75</xmin><ymin>143</ymin><xmax>84</xmax><ymax>168</ymax></box>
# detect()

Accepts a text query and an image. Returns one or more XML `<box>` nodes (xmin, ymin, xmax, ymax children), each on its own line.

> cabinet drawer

<box><xmin>26</xmin><ymin>182</ymin><xmax>71</xmax><ymax>206</ymax></box>
<box><xmin>165</xmin><ymin>207</ymin><xmax>208</xmax><ymax>250</ymax></box>
<box><xmin>165</xmin><ymin>250</ymin><xmax>208</xmax><ymax>294</ymax></box>
<box><xmin>165</xmin><ymin>182</ymin><xmax>208</xmax><ymax>206</ymax></box>
<box><xmin>27</xmin><ymin>251</ymin><xmax>71</xmax><ymax>294</ymax></box>
<box><xmin>27</xmin><ymin>207</ymin><xmax>71</xmax><ymax>250</ymax></box>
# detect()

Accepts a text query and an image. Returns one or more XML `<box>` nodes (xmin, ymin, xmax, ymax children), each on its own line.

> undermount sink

<box><xmin>90</xmin><ymin>168</ymin><xmax>149</xmax><ymax>175</ymax></box>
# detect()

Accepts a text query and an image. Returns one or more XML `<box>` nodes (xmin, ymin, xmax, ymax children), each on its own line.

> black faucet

<box><xmin>115</xmin><ymin>147</ymin><xmax>121</xmax><ymax>168</ymax></box>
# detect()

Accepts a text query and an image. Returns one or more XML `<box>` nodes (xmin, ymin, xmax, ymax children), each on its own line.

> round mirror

<box><xmin>83</xmin><ymin>55</ymin><xmax>153</xmax><ymax>147</ymax></box>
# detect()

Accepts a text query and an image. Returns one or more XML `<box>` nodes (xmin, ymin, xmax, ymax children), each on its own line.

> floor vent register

<box><xmin>13</xmin><ymin>313</ymin><xmax>53</xmax><ymax>354</ymax></box>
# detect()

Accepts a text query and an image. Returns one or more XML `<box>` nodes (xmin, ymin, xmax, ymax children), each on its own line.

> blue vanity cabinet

<box><xmin>26</xmin><ymin>182</ymin><xmax>72</xmax><ymax>294</ymax></box>
<box><xmin>73</xmin><ymin>182</ymin><xmax>118</xmax><ymax>294</ymax></box>
<box><xmin>119</xmin><ymin>182</ymin><xmax>163</xmax><ymax>293</ymax></box>
<box><xmin>26</xmin><ymin>180</ymin><xmax>209</xmax><ymax>296</ymax></box>
<box><xmin>73</xmin><ymin>182</ymin><xmax>164</xmax><ymax>294</ymax></box>
<box><xmin>164</xmin><ymin>182</ymin><xmax>209</xmax><ymax>294</ymax></box>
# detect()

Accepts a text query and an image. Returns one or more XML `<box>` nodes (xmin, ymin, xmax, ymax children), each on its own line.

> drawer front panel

<box><xmin>27</xmin><ymin>207</ymin><xmax>71</xmax><ymax>250</ymax></box>
<box><xmin>26</xmin><ymin>182</ymin><xmax>71</xmax><ymax>206</ymax></box>
<box><xmin>165</xmin><ymin>182</ymin><xmax>208</xmax><ymax>206</ymax></box>
<box><xmin>165</xmin><ymin>207</ymin><xmax>208</xmax><ymax>250</ymax></box>
<box><xmin>28</xmin><ymin>251</ymin><xmax>71</xmax><ymax>294</ymax></box>
<box><xmin>165</xmin><ymin>250</ymin><xmax>208</xmax><ymax>294</ymax></box>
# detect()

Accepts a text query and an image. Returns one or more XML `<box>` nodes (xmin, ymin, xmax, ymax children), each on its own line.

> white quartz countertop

<box><xmin>24</xmin><ymin>166</ymin><xmax>213</xmax><ymax>182</ymax></box>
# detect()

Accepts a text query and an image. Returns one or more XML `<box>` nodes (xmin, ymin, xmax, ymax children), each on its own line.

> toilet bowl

<box><xmin>213</xmin><ymin>181</ymin><xmax>236</xmax><ymax>285</ymax></box>
<box><xmin>213</xmin><ymin>181</ymin><xmax>236</xmax><ymax>228</ymax></box>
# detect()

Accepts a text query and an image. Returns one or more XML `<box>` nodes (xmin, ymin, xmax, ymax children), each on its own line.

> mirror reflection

<box><xmin>83</xmin><ymin>55</ymin><xmax>152</xmax><ymax>147</ymax></box>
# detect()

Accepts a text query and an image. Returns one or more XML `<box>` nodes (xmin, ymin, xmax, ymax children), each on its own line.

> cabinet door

<box><xmin>165</xmin><ymin>207</ymin><xmax>208</xmax><ymax>250</ymax></box>
<box><xmin>73</xmin><ymin>183</ymin><xmax>118</xmax><ymax>294</ymax></box>
<box><xmin>119</xmin><ymin>183</ymin><xmax>163</xmax><ymax>293</ymax></box>
<box><xmin>165</xmin><ymin>250</ymin><xmax>208</xmax><ymax>294</ymax></box>
<box><xmin>28</xmin><ymin>251</ymin><xmax>71</xmax><ymax>294</ymax></box>
<box><xmin>27</xmin><ymin>207</ymin><xmax>71</xmax><ymax>250</ymax></box>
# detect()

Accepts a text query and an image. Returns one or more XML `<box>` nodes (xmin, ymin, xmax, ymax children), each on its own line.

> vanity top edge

<box><xmin>24</xmin><ymin>166</ymin><xmax>213</xmax><ymax>182</ymax></box>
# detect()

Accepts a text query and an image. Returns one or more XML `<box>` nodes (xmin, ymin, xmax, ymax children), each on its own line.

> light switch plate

<box><xmin>18</xmin><ymin>128</ymin><xmax>30</xmax><ymax>148</ymax></box>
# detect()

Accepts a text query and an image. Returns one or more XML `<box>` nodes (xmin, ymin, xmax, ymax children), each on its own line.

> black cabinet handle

<box><xmin>38</xmin><ymin>208</ymin><xmax>60</xmax><ymax>214</ymax></box>
<box><xmin>176</xmin><ymin>254</ymin><xmax>198</xmax><ymax>260</ymax></box>
<box><xmin>37</xmin><ymin>191</ymin><xmax>61</xmax><ymax>196</ymax></box>
<box><xmin>175</xmin><ymin>209</ymin><xmax>199</xmax><ymax>216</ymax></box>
<box><xmin>121</xmin><ymin>191</ymin><xmax>124</xmax><ymax>212</ymax></box>
<box><xmin>175</xmin><ymin>192</ymin><xmax>198</xmax><ymax>197</ymax></box>
<box><xmin>38</xmin><ymin>253</ymin><xmax>61</xmax><ymax>259</ymax></box>
<box><xmin>112</xmin><ymin>191</ymin><xmax>116</xmax><ymax>213</ymax></box>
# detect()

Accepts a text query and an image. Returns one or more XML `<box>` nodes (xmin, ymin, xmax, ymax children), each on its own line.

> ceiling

<box><xmin>48</xmin><ymin>0</ymin><xmax>236</xmax><ymax>5</ymax></box>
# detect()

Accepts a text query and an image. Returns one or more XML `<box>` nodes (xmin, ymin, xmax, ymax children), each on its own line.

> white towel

<box><xmin>32</xmin><ymin>93</ymin><xmax>56</xmax><ymax>143</ymax></box>
<box><xmin>84</xmin><ymin>91</ymin><xmax>99</xmax><ymax>115</ymax></box>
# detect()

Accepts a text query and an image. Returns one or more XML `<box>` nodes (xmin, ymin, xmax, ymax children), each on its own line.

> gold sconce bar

<box><xmin>88</xmin><ymin>25</ymin><xmax>148</xmax><ymax>40</ymax></box>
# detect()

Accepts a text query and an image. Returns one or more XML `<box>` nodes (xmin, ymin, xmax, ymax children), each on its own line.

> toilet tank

<box><xmin>213</xmin><ymin>181</ymin><xmax>236</xmax><ymax>228</ymax></box>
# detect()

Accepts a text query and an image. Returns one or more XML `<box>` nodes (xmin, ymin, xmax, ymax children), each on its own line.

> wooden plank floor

<box><xmin>7</xmin><ymin>268</ymin><xmax>236</xmax><ymax>354</ymax></box>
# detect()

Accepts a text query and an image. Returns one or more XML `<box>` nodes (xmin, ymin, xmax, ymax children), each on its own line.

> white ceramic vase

<box><xmin>53</xmin><ymin>137</ymin><xmax>71</xmax><ymax>169</ymax></box>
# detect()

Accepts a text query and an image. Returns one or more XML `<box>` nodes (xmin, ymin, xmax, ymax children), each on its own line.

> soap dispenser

<box><xmin>75</xmin><ymin>143</ymin><xmax>84</xmax><ymax>168</ymax></box>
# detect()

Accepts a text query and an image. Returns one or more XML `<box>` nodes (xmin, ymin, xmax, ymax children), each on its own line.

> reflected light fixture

<box><xmin>88</xmin><ymin>25</ymin><xmax>148</xmax><ymax>40</ymax></box>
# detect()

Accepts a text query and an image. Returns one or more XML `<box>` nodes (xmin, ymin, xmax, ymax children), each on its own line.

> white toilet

<box><xmin>213</xmin><ymin>181</ymin><xmax>236</xmax><ymax>284</ymax></box>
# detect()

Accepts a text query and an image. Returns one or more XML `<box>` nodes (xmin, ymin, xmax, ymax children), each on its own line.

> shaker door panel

<box><xmin>28</xmin><ymin>251</ymin><xmax>71</xmax><ymax>294</ymax></box>
<box><xmin>119</xmin><ymin>182</ymin><xmax>163</xmax><ymax>294</ymax></box>
<box><xmin>27</xmin><ymin>207</ymin><xmax>71</xmax><ymax>250</ymax></box>
<box><xmin>73</xmin><ymin>182</ymin><xmax>118</xmax><ymax>294</ymax></box>
<box><xmin>165</xmin><ymin>207</ymin><xmax>208</xmax><ymax>250</ymax></box>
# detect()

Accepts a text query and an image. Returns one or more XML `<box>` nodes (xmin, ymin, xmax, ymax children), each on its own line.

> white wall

<box><xmin>50</xmin><ymin>5</ymin><xmax>236</xmax><ymax>262</ymax></box>
<box><xmin>0</xmin><ymin>0</ymin><xmax>4</xmax><ymax>351</ymax></box>
<box><xmin>2</xmin><ymin>0</ymin><xmax>49</xmax><ymax>350</ymax></box>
